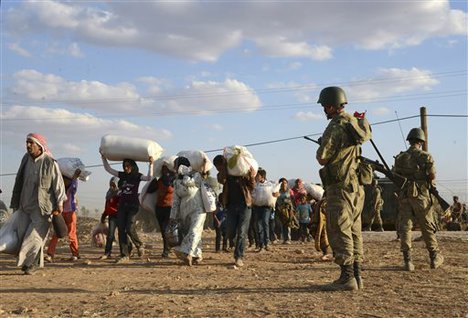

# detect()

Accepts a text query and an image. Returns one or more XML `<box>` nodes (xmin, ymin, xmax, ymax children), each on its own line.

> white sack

<box><xmin>304</xmin><ymin>183</ymin><xmax>324</xmax><ymax>201</ymax></box>
<box><xmin>223</xmin><ymin>145</ymin><xmax>259</xmax><ymax>177</ymax></box>
<box><xmin>0</xmin><ymin>212</ymin><xmax>20</xmax><ymax>254</ymax></box>
<box><xmin>253</xmin><ymin>181</ymin><xmax>278</xmax><ymax>207</ymax></box>
<box><xmin>57</xmin><ymin>157</ymin><xmax>92</xmax><ymax>182</ymax></box>
<box><xmin>153</xmin><ymin>155</ymin><xmax>177</xmax><ymax>178</ymax></box>
<box><xmin>139</xmin><ymin>178</ymin><xmax>157</xmax><ymax>214</ymax></box>
<box><xmin>100</xmin><ymin>134</ymin><xmax>164</xmax><ymax>162</ymax></box>
<box><xmin>176</xmin><ymin>150</ymin><xmax>213</xmax><ymax>173</ymax></box>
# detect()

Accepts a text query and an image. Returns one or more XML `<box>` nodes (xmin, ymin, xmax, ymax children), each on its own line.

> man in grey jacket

<box><xmin>10</xmin><ymin>133</ymin><xmax>66</xmax><ymax>275</ymax></box>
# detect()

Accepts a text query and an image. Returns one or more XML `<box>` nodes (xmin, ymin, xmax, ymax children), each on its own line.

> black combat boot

<box><xmin>353</xmin><ymin>262</ymin><xmax>364</xmax><ymax>290</ymax></box>
<box><xmin>429</xmin><ymin>251</ymin><xmax>444</xmax><ymax>269</ymax></box>
<box><xmin>323</xmin><ymin>265</ymin><xmax>358</xmax><ymax>291</ymax></box>
<box><xmin>403</xmin><ymin>251</ymin><xmax>415</xmax><ymax>272</ymax></box>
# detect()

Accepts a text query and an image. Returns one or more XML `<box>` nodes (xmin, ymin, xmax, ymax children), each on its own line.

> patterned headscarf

<box><xmin>27</xmin><ymin>133</ymin><xmax>52</xmax><ymax>156</ymax></box>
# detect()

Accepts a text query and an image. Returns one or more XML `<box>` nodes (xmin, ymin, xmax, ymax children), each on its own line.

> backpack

<box><xmin>394</xmin><ymin>151</ymin><xmax>419</xmax><ymax>177</ymax></box>
<box><xmin>346</xmin><ymin>111</ymin><xmax>372</xmax><ymax>145</ymax></box>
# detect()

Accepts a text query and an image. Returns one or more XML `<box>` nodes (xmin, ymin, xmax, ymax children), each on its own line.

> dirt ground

<box><xmin>0</xmin><ymin>218</ymin><xmax>467</xmax><ymax>318</ymax></box>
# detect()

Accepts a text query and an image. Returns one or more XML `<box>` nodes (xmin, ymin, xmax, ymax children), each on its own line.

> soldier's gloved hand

<box><xmin>317</xmin><ymin>137</ymin><xmax>322</xmax><ymax>145</ymax></box>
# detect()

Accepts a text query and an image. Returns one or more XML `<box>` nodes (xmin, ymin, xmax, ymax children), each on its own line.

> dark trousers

<box><xmin>104</xmin><ymin>215</ymin><xmax>118</xmax><ymax>255</ymax></box>
<box><xmin>299</xmin><ymin>223</ymin><xmax>310</xmax><ymax>241</ymax></box>
<box><xmin>226</xmin><ymin>204</ymin><xmax>252</xmax><ymax>260</ymax></box>
<box><xmin>248</xmin><ymin>209</ymin><xmax>258</xmax><ymax>247</ymax></box>
<box><xmin>254</xmin><ymin>206</ymin><xmax>271</xmax><ymax>248</ymax></box>
<box><xmin>269</xmin><ymin>213</ymin><xmax>277</xmax><ymax>242</ymax></box>
<box><xmin>155</xmin><ymin>206</ymin><xmax>171</xmax><ymax>254</ymax></box>
<box><xmin>117</xmin><ymin>202</ymin><xmax>142</xmax><ymax>257</ymax></box>
<box><xmin>215</xmin><ymin>221</ymin><xmax>227</xmax><ymax>251</ymax></box>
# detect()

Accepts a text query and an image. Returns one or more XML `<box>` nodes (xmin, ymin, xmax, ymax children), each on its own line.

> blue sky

<box><xmin>1</xmin><ymin>0</ymin><xmax>467</xmax><ymax>211</ymax></box>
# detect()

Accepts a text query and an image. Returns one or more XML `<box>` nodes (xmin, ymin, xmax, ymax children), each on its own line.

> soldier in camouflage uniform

<box><xmin>316</xmin><ymin>87</ymin><xmax>369</xmax><ymax>291</ymax></box>
<box><xmin>364</xmin><ymin>179</ymin><xmax>384</xmax><ymax>231</ymax></box>
<box><xmin>392</xmin><ymin>128</ymin><xmax>444</xmax><ymax>271</ymax></box>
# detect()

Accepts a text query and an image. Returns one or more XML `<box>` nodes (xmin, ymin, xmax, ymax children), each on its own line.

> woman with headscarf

<box><xmin>98</xmin><ymin>177</ymin><xmax>120</xmax><ymax>260</ymax></box>
<box><xmin>169</xmin><ymin>157</ymin><xmax>206</xmax><ymax>266</ymax></box>
<box><xmin>101</xmin><ymin>153</ymin><xmax>154</xmax><ymax>263</ymax></box>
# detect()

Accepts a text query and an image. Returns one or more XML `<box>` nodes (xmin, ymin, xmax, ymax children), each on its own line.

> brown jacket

<box><xmin>217</xmin><ymin>168</ymin><xmax>256</xmax><ymax>208</ymax></box>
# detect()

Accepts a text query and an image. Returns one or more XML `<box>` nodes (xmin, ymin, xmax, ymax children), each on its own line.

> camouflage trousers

<box><xmin>325</xmin><ymin>184</ymin><xmax>365</xmax><ymax>266</ymax></box>
<box><xmin>398</xmin><ymin>195</ymin><xmax>439</xmax><ymax>253</ymax></box>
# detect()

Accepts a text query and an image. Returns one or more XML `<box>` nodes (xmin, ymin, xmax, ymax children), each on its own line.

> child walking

<box><xmin>296</xmin><ymin>195</ymin><xmax>312</xmax><ymax>243</ymax></box>
<box><xmin>99</xmin><ymin>177</ymin><xmax>120</xmax><ymax>260</ymax></box>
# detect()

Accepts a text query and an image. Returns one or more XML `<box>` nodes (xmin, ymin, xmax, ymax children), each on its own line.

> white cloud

<box><xmin>206</xmin><ymin>123</ymin><xmax>223</xmax><ymax>131</ymax></box>
<box><xmin>8</xmin><ymin>42</ymin><xmax>32</xmax><ymax>57</ymax></box>
<box><xmin>287</xmin><ymin>62</ymin><xmax>303</xmax><ymax>71</ymax></box>
<box><xmin>68</xmin><ymin>42</ymin><xmax>84</xmax><ymax>58</ymax></box>
<box><xmin>9</xmin><ymin>69</ymin><xmax>261</xmax><ymax>116</ymax></box>
<box><xmin>346</xmin><ymin>67</ymin><xmax>440</xmax><ymax>102</ymax></box>
<box><xmin>11</xmin><ymin>69</ymin><xmax>142</xmax><ymax>112</ymax></box>
<box><xmin>293</xmin><ymin>111</ymin><xmax>323</xmax><ymax>121</ymax></box>
<box><xmin>370</xmin><ymin>107</ymin><xmax>391</xmax><ymax>116</ymax></box>
<box><xmin>6</xmin><ymin>1</ymin><xmax>465</xmax><ymax>61</ymax></box>
<box><xmin>0</xmin><ymin>105</ymin><xmax>173</xmax><ymax>152</ymax></box>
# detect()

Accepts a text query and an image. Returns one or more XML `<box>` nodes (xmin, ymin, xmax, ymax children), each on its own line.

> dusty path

<box><xmin>1</xmin><ymin>228</ymin><xmax>467</xmax><ymax>317</ymax></box>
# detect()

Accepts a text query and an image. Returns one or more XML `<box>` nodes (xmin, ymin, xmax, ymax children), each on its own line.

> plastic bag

<box><xmin>153</xmin><ymin>155</ymin><xmax>177</xmax><ymax>178</ymax></box>
<box><xmin>57</xmin><ymin>157</ymin><xmax>92</xmax><ymax>182</ymax></box>
<box><xmin>0</xmin><ymin>212</ymin><xmax>20</xmax><ymax>254</ymax></box>
<box><xmin>223</xmin><ymin>145</ymin><xmax>259</xmax><ymax>177</ymax></box>
<box><xmin>139</xmin><ymin>178</ymin><xmax>157</xmax><ymax>214</ymax></box>
<box><xmin>176</xmin><ymin>150</ymin><xmax>213</xmax><ymax>173</ymax></box>
<box><xmin>304</xmin><ymin>183</ymin><xmax>325</xmax><ymax>201</ymax></box>
<box><xmin>100</xmin><ymin>134</ymin><xmax>164</xmax><ymax>162</ymax></box>
<box><xmin>201</xmin><ymin>182</ymin><xmax>217</xmax><ymax>213</ymax></box>
<box><xmin>91</xmin><ymin>222</ymin><xmax>109</xmax><ymax>248</ymax></box>
<box><xmin>253</xmin><ymin>181</ymin><xmax>278</xmax><ymax>207</ymax></box>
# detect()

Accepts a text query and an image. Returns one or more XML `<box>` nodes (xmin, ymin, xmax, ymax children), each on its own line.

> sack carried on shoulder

<box><xmin>201</xmin><ymin>182</ymin><xmax>217</xmax><ymax>213</ymax></box>
<box><xmin>52</xmin><ymin>214</ymin><xmax>68</xmax><ymax>238</ymax></box>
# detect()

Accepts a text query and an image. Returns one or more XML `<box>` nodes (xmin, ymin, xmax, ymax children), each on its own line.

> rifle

<box><xmin>303</xmin><ymin>136</ymin><xmax>407</xmax><ymax>187</ymax></box>
<box><xmin>429</xmin><ymin>185</ymin><xmax>450</xmax><ymax>211</ymax></box>
<box><xmin>358</xmin><ymin>156</ymin><xmax>407</xmax><ymax>190</ymax></box>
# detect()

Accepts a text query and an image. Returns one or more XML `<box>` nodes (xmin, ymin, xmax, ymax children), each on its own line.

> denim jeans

<box><xmin>226</xmin><ymin>204</ymin><xmax>252</xmax><ymax>260</ymax></box>
<box><xmin>254</xmin><ymin>206</ymin><xmax>271</xmax><ymax>248</ymax></box>
<box><xmin>104</xmin><ymin>214</ymin><xmax>118</xmax><ymax>255</ymax></box>
<box><xmin>117</xmin><ymin>202</ymin><xmax>142</xmax><ymax>257</ymax></box>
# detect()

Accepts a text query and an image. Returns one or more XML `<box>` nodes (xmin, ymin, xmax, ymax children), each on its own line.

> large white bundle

<box><xmin>153</xmin><ymin>155</ymin><xmax>177</xmax><ymax>178</ymax></box>
<box><xmin>223</xmin><ymin>145</ymin><xmax>259</xmax><ymax>177</ymax></box>
<box><xmin>176</xmin><ymin>150</ymin><xmax>213</xmax><ymax>173</ymax></box>
<box><xmin>100</xmin><ymin>134</ymin><xmax>164</xmax><ymax>162</ymax></box>
<box><xmin>304</xmin><ymin>183</ymin><xmax>324</xmax><ymax>201</ymax></box>
<box><xmin>139</xmin><ymin>179</ymin><xmax>157</xmax><ymax>214</ymax></box>
<box><xmin>253</xmin><ymin>181</ymin><xmax>279</xmax><ymax>207</ymax></box>
<box><xmin>57</xmin><ymin>157</ymin><xmax>92</xmax><ymax>182</ymax></box>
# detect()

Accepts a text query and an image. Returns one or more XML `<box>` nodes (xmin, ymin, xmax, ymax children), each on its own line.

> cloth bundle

<box><xmin>253</xmin><ymin>181</ymin><xmax>280</xmax><ymax>207</ymax></box>
<box><xmin>223</xmin><ymin>145</ymin><xmax>259</xmax><ymax>177</ymax></box>
<box><xmin>176</xmin><ymin>150</ymin><xmax>212</xmax><ymax>174</ymax></box>
<box><xmin>100</xmin><ymin>134</ymin><xmax>164</xmax><ymax>162</ymax></box>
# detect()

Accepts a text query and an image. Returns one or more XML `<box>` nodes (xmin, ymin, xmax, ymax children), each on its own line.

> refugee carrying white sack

<box><xmin>253</xmin><ymin>181</ymin><xmax>280</xmax><ymax>207</ymax></box>
<box><xmin>153</xmin><ymin>155</ymin><xmax>177</xmax><ymax>178</ymax></box>
<box><xmin>304</xmin><ymin>183</ymin><xmax>324</xmax><ymax>201</ymax></box>
<box><xmin>139</xmin><ymin>177</ymin><xmax>158</xmax><ymax>214</ymax></box>
<box><xmin>57</xmin><ymin>157</ymin><xmax>92</xmax><ymax>182</ymax></box>
<box><xmin>223</xmin><ymin>145</ymin><xmax>259</xmax><ymax>177</ymax></box>
<box><xmin>0</xmin><ymin>212</ymin><xmax>20</xmax><ymax>254</ymax></box>
<box><xmin>100</xmin><ymin>134</ymin><xmax>164</xmax><ymax>162</ymax></box>
<box><xmin>176</xmin><ymin>150</ymin><xmax>213</xmax><ymax>173</ymax></box>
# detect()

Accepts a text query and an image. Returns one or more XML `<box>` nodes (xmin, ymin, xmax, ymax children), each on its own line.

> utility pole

<box><xmin>420</xmin><ymin>107</ymin><xmax>428</xmax><ymax>151</ymax></box>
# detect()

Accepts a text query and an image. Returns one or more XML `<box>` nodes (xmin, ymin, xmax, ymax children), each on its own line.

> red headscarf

<box><xmin>27</xmin><ymin>133</ymin><xmax>52</xmax><ymax>157</ymax></box>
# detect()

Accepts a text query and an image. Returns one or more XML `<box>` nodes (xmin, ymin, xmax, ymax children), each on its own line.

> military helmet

<box><xmin>317</xmin><ymin>86</ymin><xmax>348</xmax><ymax>107</ymax></box>
<box><xmin>406</xmin><ymin>128</ymin><xmax>426</xmax><ymax>142</ymax></box>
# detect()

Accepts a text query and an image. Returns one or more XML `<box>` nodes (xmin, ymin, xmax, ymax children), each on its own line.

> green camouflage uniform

<box><xmin>393</xmin><ymin>145</ymin><xmax>439</xmax><ymax>253</ymax></box>
<box><xmin>317</xmin><ymin>111</ymin><xmax>365</xmax><ymax>266</ymax></box>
